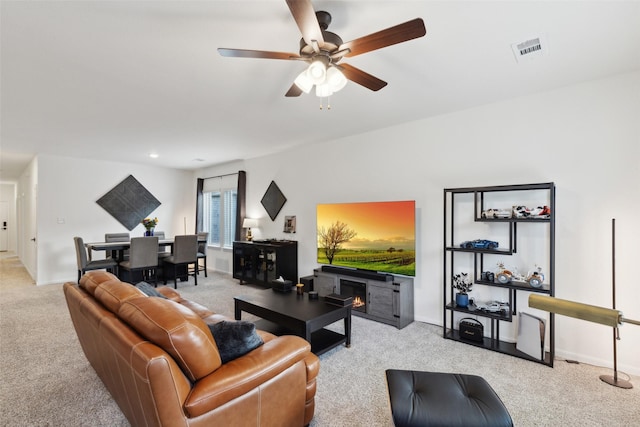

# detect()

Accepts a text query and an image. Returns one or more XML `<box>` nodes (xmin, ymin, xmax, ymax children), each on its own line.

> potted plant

<box><xmin>142</xmin><ymin>217</ymin><xmax>159</xmax><ymax>236</ymax></box>
<box><xmin>453</xmin><ymin>272</ymin><xmax>473</xmax><ymax>308</ymax></box>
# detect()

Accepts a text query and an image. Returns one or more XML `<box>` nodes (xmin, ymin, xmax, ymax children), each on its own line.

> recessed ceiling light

<box><xmin>149</xmin><ymin>153</ymin><xmax>159</xmax><ymax>159</ymax></box>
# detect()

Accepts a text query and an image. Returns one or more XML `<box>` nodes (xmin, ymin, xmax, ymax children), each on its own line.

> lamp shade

<box><xmin>315</xmin><ymin>82</ymin><xmax>333</xmax><ymax>98</ymax></box>
<box><xmin>326</xmin><ymin>67</ymin><xmax>347</xmax><ymax>92</ymax></box>
<box><xmin>294</xmin><ymin>70</ymin><xmax>313</xmax><ymax>94</ymax></box>
<box><xmin>242</xmin><ymin>218</ymin><xmax>259</xmax><ymax>229</ymax></box>
<box><xmin>307</xmin><ymin>60</ymin><xmax>326</xmax><ymax>84</ymax></box>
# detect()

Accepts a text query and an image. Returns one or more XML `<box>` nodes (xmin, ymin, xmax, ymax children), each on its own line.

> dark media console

<box><xmin>320</xmin><ymin>265</ymin><xmax>393</xmax><ymax>282</ymax></box>
<box><xmin>314</xmin><ymin>266</ymin><xmax>414</xmax><ymax>329</ymax></box>
<box><xmin>232</xmin><ymin>240</ymin><xmax>297</xmax><ymax>287</ymax></box>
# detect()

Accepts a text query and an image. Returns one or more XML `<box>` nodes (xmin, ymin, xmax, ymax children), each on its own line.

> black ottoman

<box><xmin>385</xmin><ymin>370</ymin><xmax>513</xmax><ymax>427</ymax></box>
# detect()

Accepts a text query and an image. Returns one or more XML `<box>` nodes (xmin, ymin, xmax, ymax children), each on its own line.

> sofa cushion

<box><xmin>135</xmin><ymin>281</ymin><xmax>167</xmax><ymax>298</ymax></box>
<box><xmin>208</xmin><ymin>320</ymin><xmax>264</xmax><ymax>363</ymax></box>
<box><xmin>94</xmin><ymin>280</ymin><xmax>147</xmax><ymax>313</ymax></box>
<box><xmin>118</xmin><ymin>296</ymin><xmax>222</xmax><ymax>381</ymax></box>
<box><xmin>79</xmin><ymin>271</ymin><xmax>120</xmax><ymax>295</ymax></box>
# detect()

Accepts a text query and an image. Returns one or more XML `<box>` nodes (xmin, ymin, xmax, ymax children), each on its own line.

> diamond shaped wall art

<box><xmin>96</xmin><ymin>175</ymin><xmax>161</xmax><ymax>230</ymax></box>
<box><xmin>261</xmin><ymin>181</ymin><xmax>287</xmax><ymax>221</ymax></box>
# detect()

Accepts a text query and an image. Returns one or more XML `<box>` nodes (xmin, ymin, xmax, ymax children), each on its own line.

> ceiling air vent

<box><xmin>511</xmin><ymin>35</ymin><xmax>548</xmax><ymax>63</ymax></box>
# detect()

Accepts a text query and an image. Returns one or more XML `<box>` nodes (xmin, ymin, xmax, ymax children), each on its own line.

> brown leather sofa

<box><xmin>63</xmin><ymin>271</ymin><xmax>320</xmax><ymax>427</ymax></box>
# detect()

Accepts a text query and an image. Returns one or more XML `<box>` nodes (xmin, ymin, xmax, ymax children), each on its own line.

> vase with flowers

<box><xmin>452</xmin><ymin>272</ymin><xmax>473</xmax><ymax>308</ymax></box>
<box><xmin>142</xmin><ymin>217</ymin><xmax>159</xmax><ymax>236</ymax></box>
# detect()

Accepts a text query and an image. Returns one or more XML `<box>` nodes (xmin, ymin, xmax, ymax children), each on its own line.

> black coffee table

<box><xmin>234</xmin><ymin>290</ymin><xmax>352</xmax><ymax>355</ymax></box>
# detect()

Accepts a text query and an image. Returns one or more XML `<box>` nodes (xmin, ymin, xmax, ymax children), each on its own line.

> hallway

<box><xmin>0</xmin><ymin>252</ymin><xmax>35</xmax><ymax>290</ymax></box>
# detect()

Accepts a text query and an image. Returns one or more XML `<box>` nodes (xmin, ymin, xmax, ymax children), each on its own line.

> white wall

<box><xmin>32</xmin><ymin>154</ymin><xmax>195</xmax><ymax>285</ymax></box>
<box><xmin>198</xmin><ymin>71</ymin><xmax>640</xmax><ymax>375</ymax></box>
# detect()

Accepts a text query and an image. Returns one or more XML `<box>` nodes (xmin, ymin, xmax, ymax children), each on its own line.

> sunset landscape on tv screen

<box><xmin>317</xmin><ymin>200</ymin><xmax>416</xmax><ymax>276</ymax></box>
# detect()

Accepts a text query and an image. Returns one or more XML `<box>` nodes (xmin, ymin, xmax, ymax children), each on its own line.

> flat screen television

<box><xmin>316</xmin><ymin>200</ymin><xmax>415</xmax><ymax>277</ymax></box>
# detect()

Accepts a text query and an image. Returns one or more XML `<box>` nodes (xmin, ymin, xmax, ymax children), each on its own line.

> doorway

<box><xmin>0</xmin><ymin>201</ymin><xmax>8</xmax><ymax>251</ymax></box>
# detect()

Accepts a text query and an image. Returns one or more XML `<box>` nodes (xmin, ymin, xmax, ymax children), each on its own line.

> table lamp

<box><xmin>242</xmin><ymin>218</ymin><xmax>258</xmax><ymax>241</ymax></box>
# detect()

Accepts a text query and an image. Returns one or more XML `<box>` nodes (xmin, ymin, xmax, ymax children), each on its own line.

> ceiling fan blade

<box><xmin>340</xmin><ymin>18</ymin><xmax>426</xmax><ymax>58</ymax></box>
<box><xmin>285</xmin><ymin>83</ymin><xmax>303</xmax><ymax>97</ymax></box>
<box><xmin>335</xmin><ymin>63</ymin><xmax>387</xmax><ymax>91</ymax></box>
<box><xmin>286</xmin><ymin>0</ymin><xmax>324</xmax><ymax>47</ymax></box>
<box><xmin>218</xmin><ymin>48</ymin><xmax>301</xmax><ymax>60</ymax></box>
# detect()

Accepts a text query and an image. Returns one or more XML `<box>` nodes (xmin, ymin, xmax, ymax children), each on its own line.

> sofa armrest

<box><xmin>184</xmin><ymin>335</ymin><xmax>315</xmax><ymax>417</ymax></box>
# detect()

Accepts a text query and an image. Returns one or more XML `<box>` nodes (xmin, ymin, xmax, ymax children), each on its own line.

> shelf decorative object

<box><xmin>495</xmin><ymin>262</ymin><xmax>513</xmax><ymax>284</ymax></box>
<box><xmin>452</xmin><ymin>272</ymin><xmax>472</xmax><ymax>307</ymax></box>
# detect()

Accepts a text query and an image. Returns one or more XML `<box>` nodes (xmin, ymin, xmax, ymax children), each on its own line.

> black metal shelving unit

<box><xmin>443</xmin><ymin>182</ymin><xmax>555</xmax><ymax>366</ymax></box>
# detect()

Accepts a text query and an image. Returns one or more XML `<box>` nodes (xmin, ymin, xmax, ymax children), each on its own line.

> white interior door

<box><xmin>0</xmin><ymin>201</ymin><xmax>8</xmax><ymax>251</ymax></box>
<box><xmin>28</xmin><ymin>185</ymin><xmax>38</xmax><ymax>281</ymax></box>
<box><xmin>18</xmin><ymin>183</ymin><xmax>38</xmax><ymax>281</ymax></box>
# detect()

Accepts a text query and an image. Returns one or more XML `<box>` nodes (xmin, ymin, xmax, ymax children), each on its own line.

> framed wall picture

<box><xmin>284</xmin><ymin>216</ymin><xmax>296</xmax><ymax>233</ymax></box>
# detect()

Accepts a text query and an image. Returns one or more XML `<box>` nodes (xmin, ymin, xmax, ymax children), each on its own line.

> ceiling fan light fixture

<box><xmin>294</xmin><ymin>70</ymin><xmax>313</xmax><ymax>93</ymax></box>
<box><xmin>307</xmin><ymin>60</ymin><xmax>326</xmax><ymax>84</ymax></box>
<box><xmin>315</xmin><ymin>82</ymin><xmax>333</xmax><ymax>98</ymax></box>
<box><xmin>219</xmin><ymin>2</ymin><xmax>427</xmax><ymax>100</ymax></box>
<box><xmin>326</xmin><ymin>67</ymin><xmax>347</xmax><ymax>92</ymax></box>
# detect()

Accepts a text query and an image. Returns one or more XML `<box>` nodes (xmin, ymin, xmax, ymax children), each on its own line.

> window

<box><xmin>203</xmin><ymin>188</ymin><xmax>237</xmax><ymax>249</ymax></box>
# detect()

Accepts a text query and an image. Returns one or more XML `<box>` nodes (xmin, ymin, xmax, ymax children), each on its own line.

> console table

<box><xmin>232</xmin><ymin>240</ymin><xmax>298</xmax><ymax>286</ymax></box>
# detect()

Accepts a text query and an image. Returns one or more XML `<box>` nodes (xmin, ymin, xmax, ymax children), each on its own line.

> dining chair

<box><xmin>105</xmin><ymin>232</ymin><xmax>130</xmax><ymax>261</ymax></box>
<box><xmin>196</xmin><ymin>232</ymin><xmax>209</xmax><ymax>277</ymax></box>
<box><xmin>119</xmin><ymin>237</ymin><xmax>159</xmax><ymax>285</ymax></box>
<box><xmin>154</xmin><ymin>231</ymin><xmax>171</xmax><ymax>260</ymax></box>
<box><xmin>163</xmin><ymin>234</ymin><xmax>198</xmax><ymax>289</ymax></box>
<box><xmin>74</xmin><ymin>236</ymin><xmax>118</xmax><ymax>283</ymax></box>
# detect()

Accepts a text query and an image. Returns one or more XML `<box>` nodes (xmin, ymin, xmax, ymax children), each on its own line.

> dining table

<box><xmin>85</xmin><ymin>236</ymin><xmax>206</xmax><ymax>283</ymax></box>
<box><xmin>85</xmin><ymin>239</ymin><xmax>176</xmax><ymax>262</ymax></box>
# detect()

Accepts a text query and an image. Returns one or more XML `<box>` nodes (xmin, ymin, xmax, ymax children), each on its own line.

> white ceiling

<box><xmin>2</xmin><ymin>1</ymin><xmax>639</xmax><ymax>180</ymax></box>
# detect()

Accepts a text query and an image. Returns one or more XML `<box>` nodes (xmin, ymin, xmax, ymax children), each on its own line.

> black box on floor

<box><xmin>324</xmin><ymin>293</ymin><xmax>353</xmax><ymax>306</ymax></box>
<box><xmin>271</xmin><ymin>279</ymin><xmax>293</xmax><ymax>293</ymax></box>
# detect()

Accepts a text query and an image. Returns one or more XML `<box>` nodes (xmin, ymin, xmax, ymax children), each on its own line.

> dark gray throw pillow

<box><xmin>135</xmin><ymin>281</ymin><xmax>167</xmax><ymax>299</ymax></box>
<box><xmin>208</xmin><ymin>320</ymin><xmax>264</xmax><ymax>363</ymax></box>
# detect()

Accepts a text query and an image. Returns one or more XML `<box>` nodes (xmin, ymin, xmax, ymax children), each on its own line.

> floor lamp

<box><xmin>529</xmin><ymin>219</ymin><xmax>639</xmax><ymax>389</ymax></box>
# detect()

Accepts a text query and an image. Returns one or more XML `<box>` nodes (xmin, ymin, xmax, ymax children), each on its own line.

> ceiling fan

<box><xmin>218</xmin><ymin>0</ymin><xmax>426</xmax><ymax>98</ymax></box>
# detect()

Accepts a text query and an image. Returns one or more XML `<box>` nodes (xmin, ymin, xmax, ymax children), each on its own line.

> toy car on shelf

<box><xmin>460</xmin><ymin>239</ymin><xmax>499</xmax><ymax>250</ymax></box>
<box><xmin>513</xmin><ymin>205</ymin><xmax>551</xmax><ymax>219</ymax></box>
<box><xmin>481</xmin><ymin>208</ymin><xmax>511</xmax><ymax>219</ymax></box>
<box><xmin>475</xmin><ymin>300</ymin><xmax>510</xmax><ymax>315</ymax></box>
<box><xmin>526</xmin><ymin>265</ymin><xmax>545</xmax><ymax>288</ymax></box>
<box><xmin>495</xmin><ymin>262</ymin><xmax>512</xmax><ymax>283</ymax></box>
<box><xmin>530</xmin><ymin>205</ymin><xmax>551</xmax><ymax>219</ymax></box>
<box><xmin>512</xmin><ymin>205</ymin><xmax>531</xmax><ymax>218</ymax></box>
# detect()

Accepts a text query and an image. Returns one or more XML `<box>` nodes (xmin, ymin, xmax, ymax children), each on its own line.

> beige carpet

<box><xmin>1</xmin><ymin>262</ymin><xmax>639</xmax><ymax>426</ymax></box>
<box><xmin>0</xmin><ymin>252</ymin><xmax>35</xmax><ymax>290</ymax></box>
